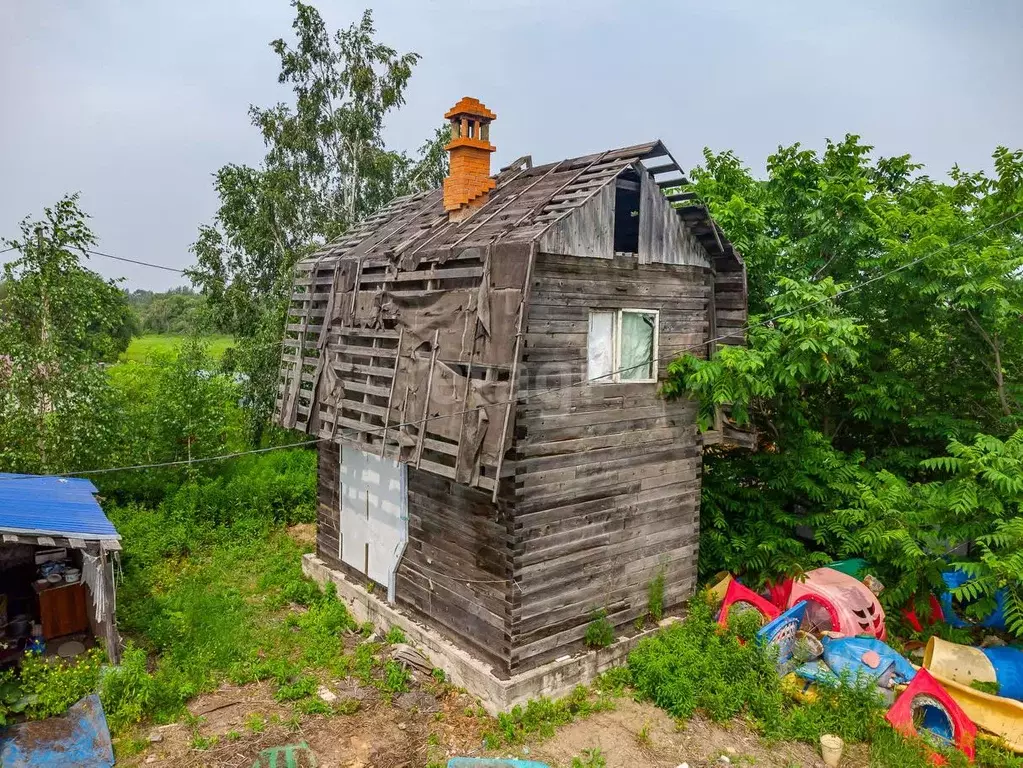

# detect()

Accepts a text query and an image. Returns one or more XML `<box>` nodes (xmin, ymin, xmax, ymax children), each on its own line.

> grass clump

<box><xmin>571</xmin><ymin>747</ymin><xmax>607</xmax><ymax>768</ymax></box>
<box><xmin>628</xmin><ymin>594</ymin><xmax>784</xmax><ymax>729</ymax></box>
<box><xmin>385</xmin><ymin>626</ymin><xmax>407</xmax><ymax>645</ymax></box>
<box><xmin>584</xmin><ymin>609</ymin><xmax>616</xmax><ymax>649</ymax></box>
<box><xmin>482</xmin><ymin>685</ymin><xmax>614</xmax><ymax>747</ymax></box>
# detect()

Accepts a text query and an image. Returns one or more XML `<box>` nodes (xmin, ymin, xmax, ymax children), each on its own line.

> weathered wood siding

<box><xmin>537</xmin><ymin>183</ymin><xmax>614</xmax><ymax>259</ymax></box>
<box><xmin>638</xmin><ymin>169</ymin><xmax>710</xmax><ymax>268</ymax></box>
<box><xmin>508</xmin><ymin>252</ymin><xmax>710</xmax><ymax>673</ymax></box>
<box><xmin>316</xmin><ymin>442</ymin><xmax>344</xmax><ymax>573</ymax></box>
<box><xmin>317</xmin><ymin>443</ymin><xmax>514</xmax><ymax>675</ymax></box>
<box><xmin>394</xmin><ymin>468</ymin><xmax>514</xmax><ymax>676</ymax></box>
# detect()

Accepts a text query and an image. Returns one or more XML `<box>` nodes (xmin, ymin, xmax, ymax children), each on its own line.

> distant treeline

<box><xmin>126</xmin><ymin>286</ymin><xmax>228</xmax><ymax>336</ymax></box>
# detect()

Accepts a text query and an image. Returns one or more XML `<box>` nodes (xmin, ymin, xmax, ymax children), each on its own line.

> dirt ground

<box><xmin>123</xmin><ymin>684</ymin><xmax>868</xmax><ymax>768</ymax></box>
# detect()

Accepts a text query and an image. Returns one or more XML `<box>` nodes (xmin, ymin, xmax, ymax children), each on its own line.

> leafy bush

<box><xmin>571</xmin><ymin>748</ymin><xmax>607</xmax><ymax>768</ymax></box>
<box><xmin>381</xmin><ymin>660</ymin><xmax>411</xmax><ymax>693</ymax></box>
<box><xmin>628</xmin><ymin>594</ymin><xmax>784</xmax><ymax>732</ymax></box>
<box><xmin>386</xmin><ymin>626</ymin><xmax>407</xmax><ymax>645</ymax></box>
<box><xmin>99</xmin><ymin>644</ymin><xmax>155</xmax><ymax>732</ymax></box>
<box><xmin>584</xmin><ymin>610</ymin><xmax>615</xmax><ymax>649</ymax></box>
<box><xmin>3</xmin><ymin>649</ymin><xmax>103</xmax><ymax>723</ymax></box>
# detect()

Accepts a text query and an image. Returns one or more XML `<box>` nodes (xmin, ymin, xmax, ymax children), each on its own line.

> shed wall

<box><xmin>507</xmin><ymin>252</ymin><xmax>709</xmax><ymax>673</ymax></box>
<box><xmin>316</xmin><ymin>442</ymin><xmax>514</xmax><ymax>675</ymax></box>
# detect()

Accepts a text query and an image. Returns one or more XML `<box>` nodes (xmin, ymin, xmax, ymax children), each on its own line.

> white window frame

<box><xmin>587</xmin><ymin>308</ymin><xmax>659</xmax><ymax>384</ymax></box>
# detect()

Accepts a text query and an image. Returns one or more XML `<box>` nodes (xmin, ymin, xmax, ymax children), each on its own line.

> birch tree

<box><xmin>191</xmin><ymin>2</ymin><xmax>446</xmax><ymax>439</ymax></box>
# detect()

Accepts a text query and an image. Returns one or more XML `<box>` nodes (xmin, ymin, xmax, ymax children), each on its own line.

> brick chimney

<box><xmin>443</xmin><ymin>97</ymin><xmax>496</xmax><ymax>221</ymax></box>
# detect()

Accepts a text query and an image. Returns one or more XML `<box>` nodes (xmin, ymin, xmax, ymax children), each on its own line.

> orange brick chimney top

<box><xmin>443</xmin><ymin>97</ymin><xmax>497</xmax><ymax>219</ymax></box>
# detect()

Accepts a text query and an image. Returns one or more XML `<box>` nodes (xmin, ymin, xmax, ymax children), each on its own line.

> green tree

<box><xmin>190</xmin><ymin>2</ymin><xmax>446</xmax><ymax>440</ymax></box>
<box><xmin>0</xmin><ymin>195</ymin><xmax>130</xmax><ymax>473</ymax></box>
<box><xmin>666</xmin><ymin>138</ymin><xmax>1023</xmax><ymax>622</ymax></box>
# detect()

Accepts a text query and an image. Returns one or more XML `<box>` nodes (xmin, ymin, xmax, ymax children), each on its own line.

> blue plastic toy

<box><xmin>821</xmin><ymin>636</ymin><xmax>916</xmax><ymax>686</ymax></box>
<box><xmin>940</xmin><ymin>570</ymin><xmax>1007</xmax><ymax>630</ymax></box>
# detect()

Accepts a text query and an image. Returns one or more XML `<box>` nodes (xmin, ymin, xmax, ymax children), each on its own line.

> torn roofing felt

<box><xmin>275</xmin><ymin>140</ymin><xmax>744</xmax><ymax>493</ymax></box>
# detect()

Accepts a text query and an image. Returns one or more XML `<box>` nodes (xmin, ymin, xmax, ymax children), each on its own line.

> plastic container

<box><xmin>9</xmin><ymin>615</ymin><xmax>31</xmax><ymax>637</ymax></box>
<box><xmin>820</xmin><ymin>734</ymin><xmax>844</xmax><ymax>767</ymax></box>
<box><xmin>64</xmin><ymin>567</ymin><xmax>81</xmax><ymax>583</ymax></box>
<box><xmin>924</xmin><ymin>635</ymin><xmax>1023</xmax><ymax>702</ymax></box>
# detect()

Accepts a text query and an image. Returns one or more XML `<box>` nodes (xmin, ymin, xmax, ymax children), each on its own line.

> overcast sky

<box><xmin>1</xmin><ymin>0</ymin><xmax>1020</xmax><ymax>290</ymax></box>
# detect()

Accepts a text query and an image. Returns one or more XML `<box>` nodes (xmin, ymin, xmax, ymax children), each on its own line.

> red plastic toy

<box><xmin>902</xmin><ymin>594</ymin><xmax>945</xmax><ymax>633</ymax></box>
<box><xmin>717</xmin><ymin>579</ymin><xmax>780</xmax><ymax>629</ymax></box>
<box><xmin>885</xmin><ymin>668</ymin><xmax>977</xmax><ymax>764</ymax></box>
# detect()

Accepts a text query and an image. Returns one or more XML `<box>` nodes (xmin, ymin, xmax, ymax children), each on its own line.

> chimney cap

<box><xmin>444</xmin><ymin>97</ymin><xmax>496</xmax><ymax>121</ymax></box>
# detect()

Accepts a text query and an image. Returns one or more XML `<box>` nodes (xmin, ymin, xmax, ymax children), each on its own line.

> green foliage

<box><xmin>584</xmin><ymin>610</ymin><xmax>616</xmax><ymax>649</ymax></box>
<box><xmin>666</xmin><ymin>138</ymin><xmax>1023</xmax><ymax>621</ymax></box>
<box><xmin>119</xmin><ymin>334</ymin><xmax>233</xmax><ymax>364</ymax></box>
<box><xmin>385</xmin><ymin>626</ymin><xmax>407</xmax><ymax>645</ymax></box>
<box><xmin>971</xmin><ymin>680</ymin><xmax>1001</xmax><ymax>695</ymax></box>
<box><xmin>274</xmin><ymin>674</ymin><xmax>317</xmax><ymax>702</ymax></box>
<box><xmin>99</xmin><ymin>644</ymin><xmax>156</xmax><ymax>732</ymax></box>
<box><xmin>628</xmin><ymin>594</ymin><xmax>784</xmax><ymax>731</ymax></box>
<box><xmin>482</xmin><ymin>685</ymin><xmax>615</xmax><ymax>747</ymax></box>
<box><xmin>1</xmin><ymin>649</ymin><xmax>104</xmax><ymax>723</ymax></box>
<box><xmin>190</xmin><ymin>3</ymin><xmax>446</xmax><ymax>441</ymax></box>
<box><xmin>626</xmin><ymin>594</ymin><xmax>978</xmax><ymax>765</ymax></box>
<box><xmin>0</xmin><ymin>195</ymin><xmax>133</xmax><ymax>474</ymax></box>
<box><xmin>104</xmin><ymin>338</ymin><xmax>245</xmax><ymax>502</ymax></box>
<box><xmin>647</xmin><ymin>570</ymin><xmax>665</xmax><ymax>623</ymax></box>
<box><xmin>125</xmin><ymin>287</ymin><xmax>220</xmax><ymax>336</ymax></box>
<box><xmin>571</xmin><ymin>748</ymin><xmax>607</xmax><ymax>768</ymax></box>
<box><xmin>104</xmin><ymin>451</ymin><xmax>350</xmax><ymax>724</ymax></box>
<box><xmin>381</xmin><ymin>660</ymin><xmax>411</xmax><ymax>693</ymax></box>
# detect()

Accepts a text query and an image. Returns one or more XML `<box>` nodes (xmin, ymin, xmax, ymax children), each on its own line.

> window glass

<box><xmin>587</xmin><ymin>311</ymin><xmax>614</xmax><ymax>381</ymax></box>
<box><xmin>620</xmin><ymin>311</ymin><xmax>656</xmax><ymax>381</ymax></box>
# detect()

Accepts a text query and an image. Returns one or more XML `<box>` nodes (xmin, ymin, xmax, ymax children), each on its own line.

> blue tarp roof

<box><xmin>0</xmin><ymin>474</ymin><xmax>119</xmax><ymax>540</ymax></box>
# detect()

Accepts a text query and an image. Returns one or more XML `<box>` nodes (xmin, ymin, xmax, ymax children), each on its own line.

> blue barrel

<box><xmin>981</xmin><ymin>646</ymin><xmax>1023</xmax><ymax>701</ymax></box>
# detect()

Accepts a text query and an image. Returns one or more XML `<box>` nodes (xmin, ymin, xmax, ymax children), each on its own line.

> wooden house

<box><xmin>277</xmin><ymin>97</ymin><xmax>747</xmax><ymax>679</ymax></box>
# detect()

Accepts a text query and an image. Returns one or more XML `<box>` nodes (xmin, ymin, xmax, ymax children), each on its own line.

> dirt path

<box><xmin>124</xmin><ymin>684</ymin><xmax>865</xmax><ymax>768</ymax></box>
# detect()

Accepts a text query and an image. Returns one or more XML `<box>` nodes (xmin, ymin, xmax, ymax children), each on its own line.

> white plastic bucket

<box><xmin>820</xmin><ymin>734</ymin><xmax>844</xmax><ymax>767</ymax></box>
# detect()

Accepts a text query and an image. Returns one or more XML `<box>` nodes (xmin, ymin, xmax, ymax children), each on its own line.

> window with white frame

<box><xmin>587</xmin><ymin>309</ymin><xmax>659</xmax><ymax>383</ymax></box>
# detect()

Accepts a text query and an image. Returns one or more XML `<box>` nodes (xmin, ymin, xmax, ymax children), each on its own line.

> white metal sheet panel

<box><xmin>339</xmin><ymin>446</ymin><xmax>407</xmax><ymax>589</ymax></box>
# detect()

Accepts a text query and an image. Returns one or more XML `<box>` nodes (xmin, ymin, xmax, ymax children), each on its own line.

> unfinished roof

<box><xmin>294</xmin><ymin>141</ymin><xmax>741</xmax><ymax>273</ymax></box>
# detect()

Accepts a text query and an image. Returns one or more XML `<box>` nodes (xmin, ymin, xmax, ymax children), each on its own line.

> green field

<box><xmin>120</xmin><ymin>334</ymin><xmax>234</xmax><ymax>363</ymax></box>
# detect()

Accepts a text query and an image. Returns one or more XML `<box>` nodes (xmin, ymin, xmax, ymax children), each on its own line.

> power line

<box><xmin>84</xmin><ymin>248</ymin><xmax>188</xmax><ymax>274</ymax></box>
<box><xmin>0</xmin><ymin>243</ymin><xmax>189</xmax><ymax>274</ymax></box>
<box><xmin>11</xmin><ymin>208</ymin><xmax>1023</xmax><ymax>481</ymax></box>
<box><xmin>3</xmin><ymin>439</ymin><xmax>324</xmax><ymax>480</ymax></box>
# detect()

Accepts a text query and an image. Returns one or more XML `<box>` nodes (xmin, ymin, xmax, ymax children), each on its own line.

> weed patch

<box><xmin>482</xmin><ymin>685</ymin><xmax>615</xmax><ymax>747</ymax></box>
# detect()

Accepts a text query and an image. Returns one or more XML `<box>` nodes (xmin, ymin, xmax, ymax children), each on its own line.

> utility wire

<box><xmin>3</xmin><ymin>439</ymin><xmax>325</xmax><ymax>480</ymax></box>
<box><xmin>0</xmin><ymin>243</ymin><xmax>189</xmax><ymax>274</ymax></box>
<box><xmin>84</xmin><ymin>247</ymin><xmax>188</xmax><ymax>274</ymax></box>
<box><xmin>11</xmin><ymin>209</ymin><xmax>1023</xmax><ymax>480</ymax></box>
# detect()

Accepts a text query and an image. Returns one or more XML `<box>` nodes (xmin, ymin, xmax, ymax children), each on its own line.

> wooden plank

<box><xmin>414</xmin><ymin>330</ymin><xmax>440</xmax><ymax>469</ymax></box>
<box><xmin>379</xmin><ymin>326</ymin><xmax>403</xmax><ymax>456</ymax></box>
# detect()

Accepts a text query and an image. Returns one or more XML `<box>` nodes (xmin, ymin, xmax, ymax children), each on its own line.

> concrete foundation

<box><xmin>302</xmin><ymin>554</ymin><xmax>674</xmax><ymax>714</ymax></box>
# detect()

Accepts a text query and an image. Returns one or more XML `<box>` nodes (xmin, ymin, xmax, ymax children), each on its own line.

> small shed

<box><xmin>0</xmin><ymin>474</ymin><xmax>121</xmax><ymax>665</ymax></box>
<box><xmin>277</xmin><ymin>97</ymin><xmax>748</xmax><ymax>681</ymax></box>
